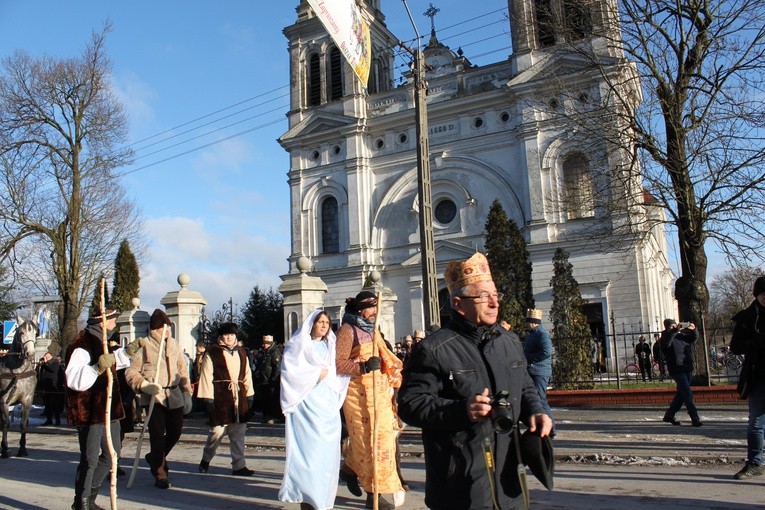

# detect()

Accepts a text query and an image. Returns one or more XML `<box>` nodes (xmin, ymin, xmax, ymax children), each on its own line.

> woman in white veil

<box><xmin>279</xmin><ymin>309</ymin><xmax>350</xmax><ymax>510</ymax></box>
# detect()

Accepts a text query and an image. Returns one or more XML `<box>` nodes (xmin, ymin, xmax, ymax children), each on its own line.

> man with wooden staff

<box><xmin>335</xmin><ymin>290</ymin><xmax>404</xmax><ymax>510</ymax></box>
<box><xmin>65</xmin><ymin>308</ymin><xmax>144</xmax><ymax>510</ymax></box>
<box><xmin>125</xmin><ymin>309</ymin><xmax>193</xmax><ymax>489</ymax></box>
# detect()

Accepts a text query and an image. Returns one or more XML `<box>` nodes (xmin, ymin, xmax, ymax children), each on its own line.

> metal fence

<box><xmin>554</xmin><ymin>326</ymin><xmax>742</xmax><ymax>389</ymax></box>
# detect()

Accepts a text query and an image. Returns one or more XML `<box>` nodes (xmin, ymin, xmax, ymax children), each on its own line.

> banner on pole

<box><xmin>307</xmin><ymin>0</ymin><xmax>371</xmax><ymax>88</ymax></box>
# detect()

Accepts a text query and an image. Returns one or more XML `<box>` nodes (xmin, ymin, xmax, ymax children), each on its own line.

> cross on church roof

<box><xmin>423</xmin><ymin>2</ymin><xmax>440</xmax><ymax>32</ymax></box>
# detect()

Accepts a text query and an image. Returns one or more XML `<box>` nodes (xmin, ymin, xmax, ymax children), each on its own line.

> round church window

<box><xmin>434</xmin><ymin>198</ymin><xmax>457</xmax><ymax>224</ymax></box>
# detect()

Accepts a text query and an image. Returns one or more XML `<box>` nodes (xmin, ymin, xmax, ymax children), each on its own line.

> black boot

<box><xmin>71</xmin><ymin>495</ymin><xmax>89</xmax><ymax>510</ymax></box>
<box><xmin>88</xmin><ymin>486</ymin><xmax>106</xmax><ymax>510</ymax></box>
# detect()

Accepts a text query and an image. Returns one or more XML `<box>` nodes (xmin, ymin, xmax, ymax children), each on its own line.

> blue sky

<box><xmin>0</xmin><ymin>1</ymin><xmax>515</xmax><ymax>316</ymax></box>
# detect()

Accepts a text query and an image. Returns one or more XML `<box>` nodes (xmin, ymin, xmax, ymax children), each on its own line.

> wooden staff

<box><xmin>127</xmin><ymin>324</ymin><xmax>167</xmax><ymax>489</ymax></box>
<box><xmin>99</xmin><ymin>276</ymin><xmax>119</xmax><ymax>509</ymax></box>
<box><xmin>371</xmin><ymin>291</ymin><xmax>382</xmax><ymax>510</ymax></box>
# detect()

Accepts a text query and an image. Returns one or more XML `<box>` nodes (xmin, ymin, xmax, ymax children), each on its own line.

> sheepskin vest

<box><xmin>65</xmin><ymin>329</ymin><xmax>125</xmax><ymax>426</ymax></box>
<box><xmin>207</xmin><ymin>344</ymin><xmax>250</xmax><ymax>426</ymax></box>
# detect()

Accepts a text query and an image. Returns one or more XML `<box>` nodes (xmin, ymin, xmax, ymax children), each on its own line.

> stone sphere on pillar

<box><xmin>296</xmin><ymin>257</ymin><xmax>312</xmax><ymax>273</ymax></box>
<box><xmin>369</xmin><ymin>270</ymin><xmax>381</xmax><ymax>284</ymax></box>
<box><xmin>131</xmin><ymin>297</ymin><xmax>140</xmax><ymax>310</ymax></box>
<box><xmin>178</xmin><ymin>273</ymin><xmax>191</xmax><ymax>288</ymax></box>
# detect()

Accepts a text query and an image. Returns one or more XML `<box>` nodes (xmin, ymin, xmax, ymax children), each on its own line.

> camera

<box><xmin>677</xmin><ymin>322</ymin><xmax>692</xmax><ymax>330</ymax></box>
<box><xmin>489</xmin><ymin>390</ymin><xmax>515</xmax><ymax>433</ymax></box>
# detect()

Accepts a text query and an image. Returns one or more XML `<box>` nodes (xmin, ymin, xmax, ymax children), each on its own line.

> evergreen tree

<box><xmin>89</xmin><ymin>277</ymin><xmax>110</xmax><ymax>318</ymax></box>
<box><xmin>239</xmin><ymin>285</ymin><xmax>284</xmax><ymax>348</ymax></box>
<box><xmin>484</xmin><ymin>199</ymin><xmax>534</xmax><ymax>332</ymax></box>
<box><xmin>549</xmin><ymin>248</ymin><xmax>593</xmax><ymax>390</ymax></box>
<box><xmin>112</xmin><ymin>239</ymin><xmax>140</xmax><ymax>312</ymax></box>
<box><xmin>0</xmin><ymin>264</ymin><xmax>17</xmax><ymax>321</ymax></box>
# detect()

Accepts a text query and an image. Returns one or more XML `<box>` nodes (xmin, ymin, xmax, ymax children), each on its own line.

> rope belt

<box><xmin>162</xmin><ymin>384</ymin><xmax>178</xmax><ymax>390</ymax></box>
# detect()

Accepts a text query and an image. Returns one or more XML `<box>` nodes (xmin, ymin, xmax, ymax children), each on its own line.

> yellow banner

<box><xmin>307</xmin><ymin>0</ymin><xmax>371</xmax><ymax>88</ymax></box>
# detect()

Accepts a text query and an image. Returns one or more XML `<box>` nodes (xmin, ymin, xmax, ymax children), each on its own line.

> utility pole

<box><xmin>402</xmin><ymin>0</ymin><xmax>440</xmax><ymax>330</ymax></box>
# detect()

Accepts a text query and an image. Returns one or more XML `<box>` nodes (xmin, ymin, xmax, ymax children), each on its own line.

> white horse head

<box><xmin>13</xmin><ymin>317</ymin><xmax>38</xmax><ymax>360</ymax></box>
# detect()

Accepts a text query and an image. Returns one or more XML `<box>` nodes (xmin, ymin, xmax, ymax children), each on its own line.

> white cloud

<box><xmin>110</xmin><ymin>70</ymin><xmax>155</xmax><ymax>128</ymax></box>
<box><xmin>138</xmin><ymin>215</ymin><xmax>288</xmax><ymax>318</ymax></box>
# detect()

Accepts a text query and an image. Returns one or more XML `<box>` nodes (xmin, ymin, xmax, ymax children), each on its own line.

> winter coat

<box><xmin>660</xmin><ymin>328</ymin><xmax>697</xmax><ymax>375</ymax></box>
<box><xmin>523</xmin><ymin>324</ymin><xmax>553</xmax><ymax>375</ymax></box>
<box><xmin>398</xmin><ymin>312</ymin><xmax>545</xmax><ymax>510</ymax></box>
<box><xmin>730</xmin><ymin>300</ymin><xmax>765</xmax><ymax>391</ymax></box>
<box><xmin>253</xmin><ymin>345</ymin><xmax>281</xmax><ymax>388</ymax></box>
<box><xmin>125</xmin><ymin>329</ymin><xmax>192</xmax><ymax>410</ymax></box>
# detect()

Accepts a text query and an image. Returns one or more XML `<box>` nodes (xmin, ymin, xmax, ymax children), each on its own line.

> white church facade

<box><xmin>278</xmin><ymin>0</ymin><xmax>677</xmax><ymax>349</ymax></box>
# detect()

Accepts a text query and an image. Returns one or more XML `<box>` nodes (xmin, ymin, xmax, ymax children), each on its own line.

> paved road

<box><xmin>0</xmin><ymin>403</ymin><xmax>761</xmax><ymax>509</ymax></box>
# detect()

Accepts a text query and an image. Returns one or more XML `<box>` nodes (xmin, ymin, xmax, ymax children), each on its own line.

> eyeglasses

<box><xmin>459</xmin><ymin>292</ymin><xmax>503</xmax><ymax>303</ymax></box>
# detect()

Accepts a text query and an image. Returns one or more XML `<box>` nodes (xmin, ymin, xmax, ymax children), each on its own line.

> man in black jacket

<box><xmin>660</xmin><ymin>318</ymin><xmax>702</xmax><ymax>427</ymax></box>
<box><xmin>398</xmin><ymin>252</ymin><xmax>552</xmax><ymax>510</ymax></box>
<box><xmin>730</xmin><ymin>275</ymin><xmax>765</xmax><ymax>480</ymax></box>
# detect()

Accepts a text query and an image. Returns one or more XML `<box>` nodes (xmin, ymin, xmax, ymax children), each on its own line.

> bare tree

<box><xmin>708</xmin><ymin>266</ymin><xmax>764</xmax><ymax>328</ymax></box>
<box><xmin>538</xmin><ymin>0</ymin><xmax>765</xmax><ymax>378</ymax></box>
<box><xmin>0</xmin><ymin>24</ymin><xmax>144</xmax><ymax>346</ymax></box>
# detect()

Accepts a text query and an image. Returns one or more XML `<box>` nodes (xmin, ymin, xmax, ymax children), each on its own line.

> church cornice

<box><xmin>279</xmin><ymin>110</ymin><xmax>364</xmax><ymax>149</ymax></box>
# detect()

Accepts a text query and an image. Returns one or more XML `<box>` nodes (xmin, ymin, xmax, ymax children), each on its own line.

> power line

<box><xmin>117</xmin><ymin>7</ymin><xmax>511</xmax><ymax>175</ymax></box>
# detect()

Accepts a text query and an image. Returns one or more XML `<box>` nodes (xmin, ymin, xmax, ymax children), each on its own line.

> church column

<box><xmin>508</xmin><ymin>0</ymin><xmax>539</xmax><ymax>74</ymax></box>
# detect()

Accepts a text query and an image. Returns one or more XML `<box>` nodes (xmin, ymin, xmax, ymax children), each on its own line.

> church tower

<box><xmin>279</xmin><ymin>1</ymin><xmax>676</xmax><ymax>355</ymax></box>
<box><xmin>508</xmin><ymin>0</ymin><xmax>622</xmax><ymax>73</ymax></box>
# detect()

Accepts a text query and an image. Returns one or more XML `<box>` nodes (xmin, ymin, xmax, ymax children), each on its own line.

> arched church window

<box><xmin>328</xmin><ymin>47</ymin><xmax>343</xmax><ymax>101</ymax></box>
<box><xmin>563</xmin><ymin>0</ymin><xmax>591</xmax><ymax>41</ymax></box>
<box><xmin>535</xmin><ymin>0</ymin><xmax>556</xmax><ymax>48</ymax></box>
<box><xmin>321</xmin><ymin>196</ymin><xmax>340</xmax><ymax>253</ymax></box>
<box><xmin>308</xmin><ymin>53</ymin><xmax>321</xmax><ymax>106</ymax></box>
<box><xmin>562</xmin><ymin>153</ymin><xmax>594</xmax><ymax>219</ymax></box>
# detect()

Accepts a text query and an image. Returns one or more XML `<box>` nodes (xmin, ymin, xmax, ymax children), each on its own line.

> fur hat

<box><xmin>413</xmin><ymin>329</ymin><xmax>426</xmax><ymax>340</ymax></box>
<box><xmin>519</xmin><ymin>429</ymin><xmax>555</xmax><ymax>490</ymax></box>
<box><xmin>526</xmin><ymin>309</ymin><xmax>543</xmax><ymax>324</ymax></box>
<box><xmin>86</xmin><ymin>309</ymin><xmax>120</xmax><ymax>326</ymax></box>
<box><xmin>262</xmin><ymin>335</ymin><xmax>274</xmax><ymax>345</ymax></box>
<box><xmin>217</xmin><ymin>322</ymin><xmax>238</xmax><ymax>337</ymax></box>
<box><xmin>663</xmin><ymin>318</ymin><xmax>676</xmax><ymax>330</ymax></box>
<box><xmin>444</xmin><ymin>252</ymin><xmax>493</xmax><ymax>294</ymax></box>
<box><xmin>149</xmin><ymin>309</ymin><xmax>172</xmax><ymax>330</ymax></box>
<box><xmin>753</xmin><ymin>276</ymin><xmax>765</xmax><ymax>297</ymax></box>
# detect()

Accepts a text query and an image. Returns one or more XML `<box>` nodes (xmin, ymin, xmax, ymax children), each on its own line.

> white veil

<box><xmin>279</xmin><ymin>309</ymin><xmax>350</xmax><ymax>414</ymax></box>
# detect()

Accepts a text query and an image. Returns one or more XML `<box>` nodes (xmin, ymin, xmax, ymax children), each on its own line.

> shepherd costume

<box><xmin>335</xmin><ymin>292</ymin><xmax>404</xmax><ymax>509</ymax></box>
<box><xmin>196</xmin><ymin>322</ymin><xmax>255</xmax><ymax>475</ymax></box>
<box><xmin>65</xmin><ymin>315</ymin><xmax>133</xmax><ymax>510</ymax></box>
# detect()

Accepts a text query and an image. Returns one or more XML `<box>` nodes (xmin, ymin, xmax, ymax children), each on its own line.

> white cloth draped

<box><xmin>278</xmin><ymin>309</ymin><xmax>350</xmax><ymax>509</ymax></box>
<box><xmin>279</xmin><ymin>309</ymin><xmax>349</xmax><ymax>414</ymax></box>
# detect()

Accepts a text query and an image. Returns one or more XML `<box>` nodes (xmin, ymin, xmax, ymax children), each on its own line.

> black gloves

<box><xmin>362</xmin><ymin>356</ymin><xmax>382</xmax><ymax>373</ymax></box>
<box><xmin>203</xmin><ymin>399</ymin><xmax>214</xmax><ymax>415</ymax></box>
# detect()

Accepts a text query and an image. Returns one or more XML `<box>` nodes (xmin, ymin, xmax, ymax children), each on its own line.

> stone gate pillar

<box><xmin>278</xmin><ymin>257</ymin><xmax>328</xmax><ymax>339</ymax></box>
<box><xmin>116</xmin><ymin>298</ymin><xmax>150</xmax><ymax>346</ymax></box>
<box><xmin>160</xmin><ymin>273</ymin><xmax>207</xmax><ymax>357</ymax></box>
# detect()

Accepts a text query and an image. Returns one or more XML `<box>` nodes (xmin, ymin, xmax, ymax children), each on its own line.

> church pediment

<box><xmin>400</xmin><ymin>240</ymin><xmax>479</xmax><ymax>268</ymax></box>
<box><xmin>279</xmin><ymin>111</ymin><xmax>358</xmax><ymax>146</ymax></box>
<box><xmin>506</xmin><ymin>52</ymin><xmax>612</xmax><ymax>88</ymax></box>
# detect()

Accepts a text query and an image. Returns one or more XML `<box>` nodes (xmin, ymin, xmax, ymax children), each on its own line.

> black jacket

<box><xmin>398</xmin><ymin>313</ymin><xmax>545</xmax><ymax>510</ymax></box>
<box><xmin>660</xmin><ymin>328</ymin><xmax>697</xmax><ymax>375</ymax></box>
<box><xmin>731</xmin><ymin>300</ymin><xmax>765</xmax><ymax>387</ymax></box>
